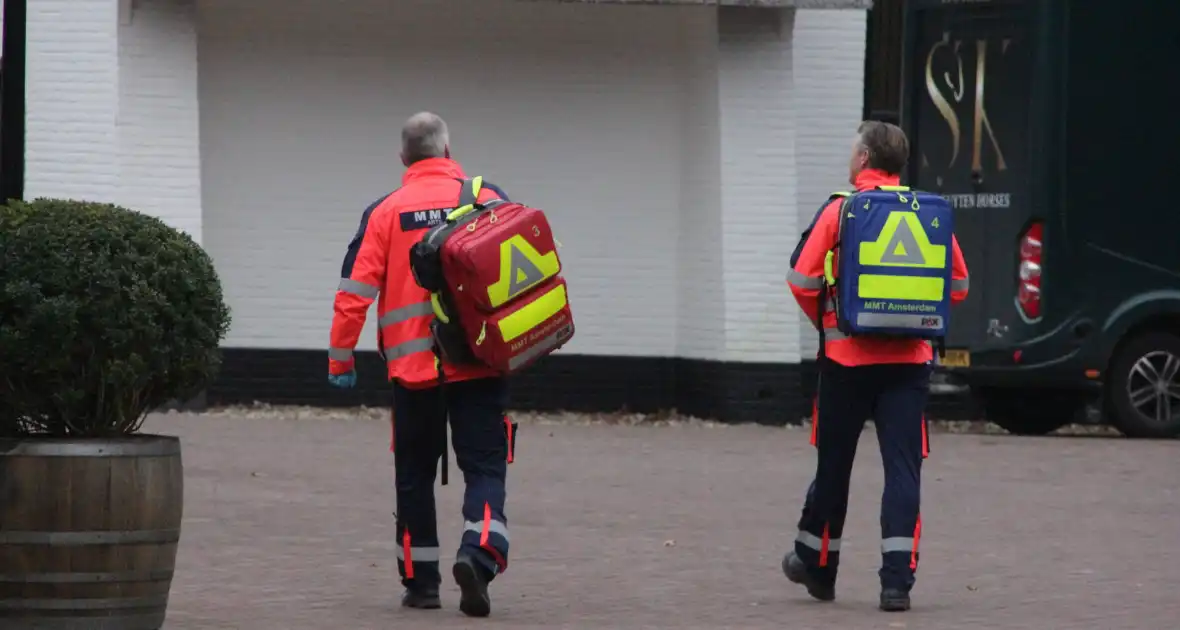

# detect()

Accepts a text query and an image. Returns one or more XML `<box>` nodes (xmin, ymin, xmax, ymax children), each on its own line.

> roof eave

<box><xmin>514</xmin><ymin>0</ymin><xmax>873</xmax><ymax>9</ymax></box>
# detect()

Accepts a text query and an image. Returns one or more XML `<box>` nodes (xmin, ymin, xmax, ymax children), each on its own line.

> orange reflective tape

<box><xmin>479</xmin><ymin>502</ymin><xmax>508</xmax><ymax>572</ymax></box>
<box><xmin>910</xmin><ymin>515</ymin><xmax>922</xmax><ymax>571</ymax></box>
<box><xmin>479</xmin><ymin>503</ymin><xmax>491</xmax><ymax>549</ymax></box>
<box><xmin>818</xmin><ymin>523</ymin><xmax>831</xmax><ymax>567</ymax></box>
<box><xmin>402</xmin><ymin>529</ymin><xmax>414</xmax><ymax>579</ymax></box>
<box><xmin>504</xmin><ymin>416</ymin><xmax>514</xmax><ymax>464</ymax></box>
<box><xmin>921</xmin><ymin>415</ymin><xmax>929</xmax><ymax>458</ymax></box>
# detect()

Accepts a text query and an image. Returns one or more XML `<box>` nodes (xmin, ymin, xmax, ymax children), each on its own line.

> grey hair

<box><xmin>855</xmin><ymin>120</ymin><xmax>909</xmax><ymax>174</ymax></box>
<box><xmin>401</xmin><ymin>112</ymin><xmax>450</xmax><ymax>164</ymax></box>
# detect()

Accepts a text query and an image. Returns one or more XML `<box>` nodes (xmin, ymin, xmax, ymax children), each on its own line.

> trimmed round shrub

<box><xmin>0</xmin><ymin>199</ymin><xmax>231</xmax><ymax>436</ymax></box>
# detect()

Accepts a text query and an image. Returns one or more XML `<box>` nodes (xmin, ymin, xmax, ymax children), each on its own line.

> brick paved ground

<box><xmin>151</xmin><ymin>411</ymin><xmax>1180</xmax><ymax>630</ymax></box>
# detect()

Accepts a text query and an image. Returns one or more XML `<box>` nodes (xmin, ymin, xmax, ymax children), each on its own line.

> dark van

<box><xmin>900</xmin><ymin>0</ymin><xmax>1180</xmax><ymax>437</ymax></box>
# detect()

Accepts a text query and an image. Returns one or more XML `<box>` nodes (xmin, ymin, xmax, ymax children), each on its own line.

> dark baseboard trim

<box><xmin>203</xmin><ymin>349</ymin><xmax>977</xmax><ymax>425</ymax></box>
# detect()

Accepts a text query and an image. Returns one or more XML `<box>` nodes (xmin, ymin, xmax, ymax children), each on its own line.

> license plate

<box><xmin>937</xmin><ymin>349</ymin><xmax>970</xmax><ymax>368</ymax></box>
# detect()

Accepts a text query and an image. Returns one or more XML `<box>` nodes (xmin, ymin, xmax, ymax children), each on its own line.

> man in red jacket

<box><xmin>327</xmin><ymin>112</ymin><xmax>514</xmax><ymax>618</ymax></box>
<box><xmin>783</xmin><ymin>121</ymin><xmax>969</xmax><ymax>612</ymax></box>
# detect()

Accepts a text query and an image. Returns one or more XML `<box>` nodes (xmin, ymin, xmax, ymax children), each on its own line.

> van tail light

<box><xmin>1016</xmin><ymin>221</ymin><xmax>1043</xmax><ymax>319</ymax></box>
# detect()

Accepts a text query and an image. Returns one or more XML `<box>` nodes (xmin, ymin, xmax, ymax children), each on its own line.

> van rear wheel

<box><xmin>1104</xmin><ymin>332</ymin><xmax>1180</xmax><ymax>439</ymax></box>
<box><xmin>976</xmin><ymin>388</ymin><xmax>1084</xmax><ymax>436</ymax></box>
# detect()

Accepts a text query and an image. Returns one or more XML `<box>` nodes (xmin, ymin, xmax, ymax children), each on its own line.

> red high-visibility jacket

<box><xmin>787</xmin><ymin>169</ymin><xmax>970</xmax><ymax>366</ymax></box>
<box><xmin>328</xmin><ymin>157</ymin><xmax>510</xmax><ymax>387</ymax></box>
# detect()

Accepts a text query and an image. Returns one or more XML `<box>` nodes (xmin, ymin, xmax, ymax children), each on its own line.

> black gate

<box><xmin>1</xmin><ymin>0</ymin><xmax>26</xmax><ymax>202</ymax></box>
<box><xmin>862</xmin><ymin>0</ymin><xmax>905</xmax><ymax>122</ymax></box>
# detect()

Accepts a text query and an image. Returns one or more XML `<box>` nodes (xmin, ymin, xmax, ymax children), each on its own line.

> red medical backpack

<box><xmin>409</xmin><ymin>177</ymin><xmax>574</xmax><ymax>373</ymax></box>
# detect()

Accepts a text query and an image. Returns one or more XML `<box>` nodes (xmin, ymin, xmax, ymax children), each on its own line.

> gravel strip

<box><xmin>182</xmin><ymin>403</ymin><xmax>1124</xmax><ymax>436</ymax></box>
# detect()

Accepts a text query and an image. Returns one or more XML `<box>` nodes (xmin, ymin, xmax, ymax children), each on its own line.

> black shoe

<box><xmin>879</xmin><ymin>588</ymin><xmax>911</xmax><ymax>612</ymax></box>
<box><xmin>781</xmin><ymin>551</ymin><xmax>835</xmax><ymax>602</ymax></box>
<box><xmin>453</xmin><ymin>555</ymin><xmax>492</xmax><ymax>618</ymax></box>
<box><xmin>401</xmin><ymin>586</ymin><xmax>441</xmax><ymax>609</ymax></box>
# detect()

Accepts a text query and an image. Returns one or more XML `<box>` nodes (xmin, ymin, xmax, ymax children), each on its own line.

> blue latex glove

<box><xmin>328</xmin><ymin>370</ymin><xmax>357</xmax><ymax>389</ymax></box>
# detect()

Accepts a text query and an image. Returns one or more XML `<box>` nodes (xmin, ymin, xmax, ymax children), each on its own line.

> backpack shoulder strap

<box><xmin>458</xmin><ymin>176</ymin><xmax>484</xmax><ymax>208</ymax></box>
<box><xmin>814</xmin><ymin>192</ymin><xmax>853</xmax><ymax>360</ymax></box>
<box><xmin>829</xmin><ymin>190</ymin><xmax>854</xmax><ymax>241</ymax></box>
<box><xmin>791</xmin><ymin>192</ymin><xmax>849</xmax><ymax>268</ymax></box>
<box><xmin>832</xmin><ymin>191</ymin><xmax>855</xmax><ymax>245</ymax></box>
<box><xmin>447</xmin><ymin>176</ymin><xmax>485</xmax><ymax>221</ymax></box>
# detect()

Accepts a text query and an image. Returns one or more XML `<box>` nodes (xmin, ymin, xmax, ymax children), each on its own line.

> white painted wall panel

<box><xmin>718</xmin><ymin>8</ymin><xmax>801</xmax><ymax>364</ymax></box>
<box><xmin>793</xmin><ymin>8</ymin><xmax>868</xmax><ymax>357</ymax></box>
<box><xmin>23</xmin><ymin>0</ymin><xmax>203</xmax><ymax>241</ymax></box>
<box><xmin>675</xmin><ymin>9</ymin><xmax>724</xmax><ymax>361</ymax></box>
<box><xmin>198</xmin><ymin>0</ymin><xmax>692</xmax><ymax>354</ymax></box>
<box><xmin>30</xmin><ymin>0</ymin><xmax>866</xmax><ymax>369</ymax></box>
<box><xmin>24</xmin><ymin>0</ymin><xmax>120</xmax><ymax>202</ymax></box>
<box><xmin>118</xmin><ymin>0</ymin><xmax>204</xmax><ymax>242</ymax></box>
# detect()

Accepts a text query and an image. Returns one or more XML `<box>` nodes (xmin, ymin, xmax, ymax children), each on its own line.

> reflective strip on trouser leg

<box><xmin>881</xmin><ymin>514</ymin><xmax>922</xmax><ymax>571</ymax></box>
<box><xmin>397</xmin><ymin>528</ymin><xmax>441</xmax><ymax>584</ymax></box>
<box><xmin>796</xmin><ymin>524</ymin><xmax>841</xmax><ymax>568</ymax></box>
<box><xmin>392</xmin><ymin>386</ymin><xmax>443</xmax><ymax>588</ymax></box>
<box><xmin>795</xmin><ymin>364</ymin><xmax>862</xmax><ymax>574</ymax></box>
<box><xmin>463</xmin><ymin>503</ymin><xmax>510</xmax><ymax>574</ymax></box>
<box><xmin>875</xmin><ymin>363</ymin><xmax>927</xmax><ymax>587</ymax></box>
<box><xmin>451</xmin><ymin>377</ymin><xmax>511</xmax><ymax>576</ymax></box>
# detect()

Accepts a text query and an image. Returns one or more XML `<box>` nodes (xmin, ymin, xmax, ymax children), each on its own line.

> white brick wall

<box><xmin>718</xmin><ymin>7</ymin><xmax>801</xmax><ymax>364</ymax></box>
<box><xmin>23</xmin><ymin>0</ymin><xmax>203</xmax><ymax>241</ymax></box>
<box><xmin>199</xmin><ymin>0</ymin><xmax>691</xmax><ymax>353</ymax></box>
<box><xmin>793</xmin><ymin>8</ymin><xmax>868</xmax><ymax>357</ymax></box>
<box><xmin>25</xmin><ymin>0</ymin><xmax>120</xmax><ymax>202</ymax></box>
<box><xmin>118</xmin><ymin>0</ymin><xmax>204</xmax><ymax>243</ymax></box>
<box><xmin>677</xmin><ymin>7</ymin><xmax>864</xmax><ymax>365</ymax></box>
<box><xmin>675</xmin><ymin>9</ymin><xmax>724</xmax><ymax>361</ymax></box>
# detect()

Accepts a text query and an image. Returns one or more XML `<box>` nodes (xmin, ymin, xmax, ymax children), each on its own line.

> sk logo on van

<box><xmin>487</xmin><ymin>235</ymin><xmax>560</xmax><ymax>308</ymax></box>
<box><xmin>924</xmin><ymin>32</ymin><xmax>1010</xmax><ymax>173</ymax></box>
<box><xmin>860</xmin><ymin>212</ymin><xmax>947</xmax><ymax>269</ymax></box>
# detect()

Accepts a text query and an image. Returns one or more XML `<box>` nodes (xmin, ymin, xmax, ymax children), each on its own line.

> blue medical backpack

<box><xmin>821</xmin><ymin>185</ymin><xmax>955</xmax><ymax>342</ymax></box>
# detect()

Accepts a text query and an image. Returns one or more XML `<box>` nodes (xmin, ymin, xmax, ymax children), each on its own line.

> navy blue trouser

<box><xmin>392</xmin><ymin>377</ymin><xmax>512</xmax><ymax>589</ymax></box>
<box><xmin>794</xmin><ymin>359</ymin><xmax>931</xmax><ymax>591</ymax></box>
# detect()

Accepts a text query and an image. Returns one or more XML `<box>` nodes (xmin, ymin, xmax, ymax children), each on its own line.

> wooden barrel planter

<box><xmin>0</xmin><ymin>436</ymin><xmax>183</xmax><ymax>630</ymax></box>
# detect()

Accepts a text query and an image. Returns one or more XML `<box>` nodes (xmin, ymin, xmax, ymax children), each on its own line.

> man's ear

<box><xmin>444</xmin><ymin>145</ymin><xmax>451</xmax><ymax>159</ymax></box>
<box><xmin>400</xmin><ymin>152</ymin><xmax>409</xmax><ymax>167</ymax></box>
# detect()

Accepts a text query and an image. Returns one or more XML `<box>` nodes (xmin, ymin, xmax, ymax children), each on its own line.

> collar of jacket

<box><xmin>402</xmin><ymin>157</ymin><xmax>467</xmax><ymax>184</ymax></box>
<box><xmin>853</xmin><ymin>168</ymin><xmax>901</xmax><ymax>191</ymax></box>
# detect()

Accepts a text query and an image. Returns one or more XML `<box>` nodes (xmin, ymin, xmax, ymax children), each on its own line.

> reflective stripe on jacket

<box><xmin>786</xmin><ymin>169</ymin><xmax>970</xmax><ymax>366</ymax></box>
<box><xmin>328</xmin><ymin>157</ymin><xmax>509</xmax><ymax>387</ymax></box>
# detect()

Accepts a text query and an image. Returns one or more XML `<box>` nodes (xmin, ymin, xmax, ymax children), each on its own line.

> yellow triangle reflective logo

<box><xmin>487</xmin><ymin>235</ymin><xmax>562</xmax><ymax>308</ymax></box>
<box><xmin>859</xmin><ymin>211</ymin><xmax>946</xmax><ymax>269</ymax></box>
<box><xmin>506</xmin><ymin>244</ymin><xmax>545</xmax><ymax>296</ymax></box>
